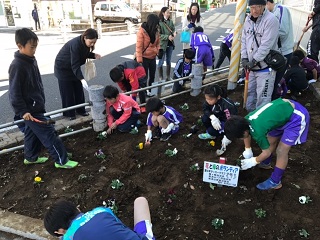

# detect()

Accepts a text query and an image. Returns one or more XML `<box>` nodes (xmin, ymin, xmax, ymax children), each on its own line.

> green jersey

<box><xmin>245</xmin><ymin>99</ymin><xmax>294</xmax><ymax>150</ymax></box>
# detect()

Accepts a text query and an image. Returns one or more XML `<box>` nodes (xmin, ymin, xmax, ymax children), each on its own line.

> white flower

<box><xmin>172</xmin><ymin>148</ymin><xmax>178</xmax><ymax>155</ymax></box>
<box><xmin>102</xmin><ymin>131</ymin><xmax>107</xmax><ymax>137</ymax></box>
<box><xmin>299</xmin><ymin>196</ymin><xmax>307</xmax><ymax>204</ymax></box>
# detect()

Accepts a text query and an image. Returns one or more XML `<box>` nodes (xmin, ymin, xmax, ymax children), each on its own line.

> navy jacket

<box><xmin>54</xmin><ymin>35</ymin><xmax>95</xmax><ymax>81</ymax></box>
<box><xmin>9</xmin><ymin>51</ymin><xmax>45</xmax><ymax>118</ymax></box>
<box><xmin>203</xmin><ymin>97</ymin><xmax>238</xmax><ymax>122</ymax></box>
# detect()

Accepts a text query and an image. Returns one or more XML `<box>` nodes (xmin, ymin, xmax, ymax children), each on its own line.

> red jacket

<box><xmin>106</xmin><ymin>93</ymin><xmax>140</xmax><ymax>127</ymax></box>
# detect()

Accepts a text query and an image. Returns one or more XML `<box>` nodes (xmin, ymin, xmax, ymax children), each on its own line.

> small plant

<box><xmin>103</xmin><ymin>198</ymin><xmax>119</xmax><ymax>214</ymax></box>
<box><xmin>212</xmin><ymin>218</ymin><xmax>224</xmax><ymax>229</ymax></box>
<box><xmin>129</xmin><ymin>126</ymin><xmax>139</xmax><ymax>134</ymax></box>
<box><xmin>255</xmin><ymin>208</ymin><xmax>266</xmax><ymax>218</ymax></box>
<box><xmin>34</xmin><ymin>176</ymin><xmax>44</xmax><ymax>187</ymax></box>
<box><xmin>78</xmin><ymin>174</ymin><xmax>87</xmax><ymax>182</ymax></box>
<box><xmin>299</xmin><ymin>195</ymin><xmax>312</xmax><ymax>204</ymax></box>
<box><xmin>136</xmin><ymin>142</ymin><xmax>144</xmax><ymax>150</ymax></box>
<box><xmin>64</xmin><ymin>126</ymin><xmax>74</xmax><ymax>133</ymax></box>
<box><xmin>97</xmin><ymin>131</ymin><xmax>107</xmax><ymax>140</ymax></box>
<box><xmin>67</xmin><ymin>152</ymin><xmax>73</xmax><ymax>159</ymax></box>
<box><xmin>179</xmin><ymin>103</ymin><xmax>189</xmax><ymax>111</ymax></box>
<box><xmin>165</xmin><ymin>148</ymin><xmax>178</xmax><ymax>157</ymax></box>
<box><xmin>94</xmin><ymin>149</ymin><xmax>106</xmax><ymax>160</ymax></box>
<box><xmin>299</xmin><ymin>229</ymin><xmax>310</xmax><ymax>238</ymax></box>
<box><xmin>167</xmin><ymin>189</ymin><xmax>177</xmax><ymax>204</ymax></box>
<box><xmin>182</xmin><ymin>133</ymin><xmax>193</xmax><ymax>138</ymax></box>
<box><xmin>197</xmin><ymin>118</ymin><xmax>203</xmax><ymax>126</ymax></box>
<box><xmin>110</xmin><ymin>179</ymin><xmax>124</xmax><ymax>190</ymax></box>
<box><xmin>190</xmin><ymin>163</ymin><xmax>200</xmax><ymax>171</ymax></box>
<box><xmin>208</xmin><ymin>140</ymin><xmax>215</xmax><ymax>147</ymax></box>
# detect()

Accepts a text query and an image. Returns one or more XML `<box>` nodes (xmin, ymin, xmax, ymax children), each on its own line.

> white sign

<box><xmin>203</xmin><ymin>161</ymin><xmax>240</xmax><ymax>187</ymax></box>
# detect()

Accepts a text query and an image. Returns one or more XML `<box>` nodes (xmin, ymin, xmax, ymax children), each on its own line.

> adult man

<box><xmin>241</xmin><ymin>0</ymin><xmax>279</xmax><ymax>112</ymax></box>
<box><xmin>31</xmin><ymin>4</ymin><xmax>40</xmax><ymax>31</ymax></box>
<box><xmin>266</xmin><ymin>0</ymin><xmax>294</xmax><ymax>100</ymax></box>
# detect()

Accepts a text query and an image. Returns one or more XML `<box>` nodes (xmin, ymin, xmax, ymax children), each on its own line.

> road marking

<box><xmin>225</xmin><ymin>28</ymin><xmax>232</xmax><ymax>33</ymax></box>
<box><xmin>0</xmin><ymin>90</ymin><xmax>8</xmax><ymax>97</ymax></box>
<box><xmin>0</xmin><ymin>80</ymin><xmax>9</xmax><ymax>87</ymax></box>
<box><xmin>216</xmin><ymin>35</ymin><xmax>225</xmax><ymax>42</ymax></box>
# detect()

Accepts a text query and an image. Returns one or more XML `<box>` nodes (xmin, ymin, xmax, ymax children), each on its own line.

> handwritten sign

<box><xmin>203</xmin><ymin>161</ymin><xmax>240</xmax><ymax>187</ymax></box>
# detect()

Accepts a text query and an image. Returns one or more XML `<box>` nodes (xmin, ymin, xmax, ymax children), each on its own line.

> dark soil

<box><xmin>1</xmin><ymin>82</ymin><xmax>320</xmax><ymax>239</ymax></box>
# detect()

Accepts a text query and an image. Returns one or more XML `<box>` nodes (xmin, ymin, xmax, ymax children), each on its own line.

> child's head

<box><xmin>110</xmin><ymin>66</ymin><xmax>124</xmax><ymax>83</ymax></box>
<box><xmin>203</xmin><ymin>84</ymin><xmax>226</xmax><ymax>105</ymax></box>
<box><xmin>184</xmin><ymin>49</ymin><xmax>195</xmax><ymax>63</ymax></box>
<box><xmin>293</xmin><ymin>50</ymin><xmax>305</xmax><ymax>62</ymax></box>
<box><xmin>146</xmin><ymin>97</ymin><xmax>164</xmax><ymax>115</ymax></box>
<box><xmin>224</xmin><ymin>116</ymin><xmax>250</xmax><ymax>141</ymax></box>
<box><xmin>103</xmin><ymin>85</ymin><xmax>119</xmax><ymax>103</ymax></box>
<box><xmin>44</xmin><ymin>199</ymin><xmax>80</xmax><ymax>237</ymax></box>
<box><xmin>290</xmin><ymin>56</ymin><xmax>300</xmax><ymax>67</ymax></box>
<box><xmin>194</xmin><ymin>26</ymin><xmax>204</xmax><ymax>33</ymax></box>
<box><xmin>15</xmin><ymin>28</ymin><xmax>38</xmax><ymax>57</ymax></box>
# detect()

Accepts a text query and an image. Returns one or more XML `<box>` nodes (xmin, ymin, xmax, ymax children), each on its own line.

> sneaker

<box><xmin>146</xmin><ymin>90</ymin><xmax>154</xmax><ymax>97</ymax></box>
<box><xmin>256</xmin><ymin>177</ymin><xmax>282</xmax><ymax>190</ymax></box>
<box><xmin>153</xmin><ymin>128</ymin><xmax>161</xmax><ymax>139</ymax></box>
<box><xmin>24</xmin><ymin>157</ymin><xmax>49</xmax><ymax>165</ymax></box>
<box><xmin>258</xmin><ymin>162</ymin><xmax>273</xmax><ymax>170</ymax></box>
<box><xmin>198</xmin><ymin>133</ymin><xmax>216</xmax><ymax>140</ymax></box>
<box><xmin>237</xmin><ymin>78</ymin><xmax>245</xmax><ymax>85</ymax></box>
<box><xmin>55</xmin><ymin>160</ymin><xmax>78</xmax><ymax>169</ymax></box>
<box><xmin>160</xmin><ymin>133</ymin><xmax>172</xmax><ymax>142</ymax></box>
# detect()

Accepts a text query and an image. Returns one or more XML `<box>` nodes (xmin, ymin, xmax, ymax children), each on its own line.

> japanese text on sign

<box><xmin>203</xmin><ymin>161</ymin><xmax>240</xmax><ymax>187</ymax></box>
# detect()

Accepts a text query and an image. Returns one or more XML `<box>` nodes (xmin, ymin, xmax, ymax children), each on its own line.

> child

<box><xmin>110</xmin><ymin>60</ymin><xmax>147</xmax><ymax>103</ymax></box>
<box><xmin>8</xmin><ymin>28</ymin><xmax>78</xmax><ymax>169</ymax></box>
<box><xmin>145</xmin><ymin>97</ymin><xmax>183</xmax><ymax>142</ymax></box>
<box><xmin>103</xmin><ymin>85</ymin><xmax>141</xmax><ymax>134</ymax></box>
<box><xmin>224</xmin><ymin>98</ymin><xmax>309</xmax><ymax>190</ymax></box>
<box><xmin>293</xmin><ymin>49</ymin><xmax>320</xmax><ymax>82</ymax></box>
<box><xmin>44</xmin><ymin>197</ymin><xmax>155</xmax><ymax>239</ymax></box>
<box><xmin>215</xmin><ymin>31</ymin><xmax>233</xmax><ymax>69</ymax></box>
<box><xmin>172</xmin><ymin>49</ymin><xmax>195</xmax><ymax>93</ymax></box>
<box><xmin>190</xmin><ymin>26</ymin><xmax>214</xmax><ymax>77</ymax></box>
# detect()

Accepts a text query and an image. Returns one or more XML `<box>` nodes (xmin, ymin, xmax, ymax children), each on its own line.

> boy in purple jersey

<box><xmin>145</xmin><ymin>97</ymin><xmax>183</xmax><ymax>142</ymax></box>
<box><xmin>190</xmin><ymin>26</ymin><xmax>214</xmax><ymax>77</ymax></box>
<box><xmin>215</xmin><ymin>31</ymin><xmax>233</xmax><ymax>69</ymax></box>
<box><xmin>293</xmin><ymin>49</ymin><xmax>320</xmax><ymax>82</ymax></box>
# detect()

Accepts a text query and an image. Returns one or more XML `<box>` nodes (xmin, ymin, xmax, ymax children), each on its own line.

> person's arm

<box><xmin>255</xmin><ymin>148</ymin><xmax>273</xmax><ymax>163</ymax></box>
<box><xmin>173</xmin><ymin>59</ymin><xmax>183</xmax><ymax>79</ymax></box>
<box><xmin>70</xmin><ymin>42</ymin><xmax>85</xmax><ymax>80</ymax></box>
<box><xmin>159</xmin><ymin>23</ymin><xmax>170</xmax><ymax>43</ymax></box>
<box><xmin>182</xmin><ymin>17</ymin><xmax>189</xmax><ymax>31</ymax></box>
<box><xmin>128</xmin><ymin>71</ymin><xmax>139</xmax><ymax>97</ymax></box>
<box><xmin>115</xmin><ymin>99</ymin><xmax>133</xmax><ymax>125</ymax></box>
<box><xmin>106</xmin><ymin>103</ymin><xmax>114</xmax><ymax>128</ymax></box>
<box><xmin>312</xmin><ymin>68</ymin><xmax>318</xmax><ymax>79</ymax></box>
<box><xmin>136</xmin><ymin>29</ymin><xmax>144</xmax><ymax>63</ymax></box>
<box><xmin>278</xmin><ymin>8</ymin><xmax>291</xmax><ymax>44</ymax></box>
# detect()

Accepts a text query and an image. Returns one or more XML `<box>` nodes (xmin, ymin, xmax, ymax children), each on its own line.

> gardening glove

<box><xmin>241</xmin><ymin>157</ymin><xmax>258</xmax><ymax>170</ymax></box>
<box><xmin>243</xmin><ymin>147</ymin><xmax>253</xmax><ymax>159</ymax></box>
<box><xmin>162</xmin><ymin>123</ymin><xmax>175</xmax><ymax>133</ymax></box>
<box><xmin>243</xmin><ymin>59</ymin><xmax>257</xmax><ymax>70</ymax></box>
<box><xmin>145</xmin><ymin>130</ymin><xmax>152</xmax><ymax>142</ymax></box>
<box><xmin>81</xmin><ymin>79</ymin><xmax>88</xmax><ymax>91</ymax></box>
<box><xmin>210</xmin><ymin>115</ymin><xmax>221</xmax><ymax>131</ymax></box>
<box><xmin>241</xmin><ymin>58</ymin><xmax>249</xmax><ymax>68</ymax></box>
<box><xmin>221</xmin><ymin>136</ymin><xmax>232</xmax><ymax>150</ymax></box>
<box><xmin>188</xmin><ymin>23</ymin><xmax>195</xmax><ymax>28</ymax></box>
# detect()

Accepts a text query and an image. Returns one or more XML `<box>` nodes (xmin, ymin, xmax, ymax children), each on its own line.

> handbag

<box><xmin>180</xmin><ymin>30</ymin><xmax>191</xmax><ymax>44</ymax></box>
<box><xmin>84</xmin><ymin>59</ymin><xmax>96</xmax><ymax>80</ymax></box>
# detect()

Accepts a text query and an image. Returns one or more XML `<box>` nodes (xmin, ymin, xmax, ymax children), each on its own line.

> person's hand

<box><xmin>302</xmin><ymin>26</ymin><xmax>308</xmax><ymax>32</ymax></box>
<box><xmin>243</xmin><ymin>59</ymin><xmax>257</xmax><ymax>70</ymax></box>
<box><xmin>23</xmin><ymin>112</ymin><xmax>33</xmax><ymax>121</ymax></box>
<box><xmin>81</xmin><ymin>79</ymin><xmax>88</xmax><ymax>91</ymax></box>
<box><xmin>308</xmin><ymin>79</ymin><xmax>317</xmax><ymax>84</ymax></box>
<box><xmin>168</xmin><ymin>35</ymin><xmax>174</xmax><ymax>41</ymax></box>
<box><xmin>145</xmin><ymin>130</ymin><xmax>152</xmax><ymax>142</ymax></box>
<box><xmin>209</xmin><ymin>115</ymin><xmax>221</xmax><ymax>130</ymax></box>
<box><xmin>162</xmin><ymin>123</ymin><xmax>175</xmax><ymax>133</ymax></box>
<box><xmin>107</xmin><ymin>128</ymin><xmax>113</xmax><ymax>134</ymax></box>
<box><xmin>111</xmin><ymin>122</ymin><xmax>117</xmax><ymax>130</ymax></box>
<box><xmin>95</xmin><ymin>53</ymin><xmax>101</xmax><ymax>59</ymax></box>
<box><xmin>221</xmin><ymin>135</ymin><xmax>232</xmax><ymax>149</ymax></box>
<box><xmin>243</xmin><ymin>147</ymin><xmax>253</xmax><ymax>159</ymax></box>
<box><xmin>241</xmin><ymin>58</ymin><xmax>249</xmax><ymax>68</ymax></box>
<box><xmin>241</xmin><ymin>157</ymin><xmax>258</xmax><ymax>170</ymax></box>
<box><xmin>187</xmin><ymin>23</ymin><xmax>195</xmax><ymax>28</ymax></box>
<box><xmin>173</xmin><ymin>31</ymin><xmax>177</xmax><ymax>37</ymax></box>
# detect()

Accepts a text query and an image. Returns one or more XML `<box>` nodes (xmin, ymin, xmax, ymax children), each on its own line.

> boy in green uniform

<box><xmin>224</xmin><ymin>98</ymin><xmax>309</xmax><ymax>190</ymax></box>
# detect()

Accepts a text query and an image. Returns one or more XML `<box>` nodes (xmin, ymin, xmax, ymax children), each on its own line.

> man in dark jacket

<box><xmin>31</xmin><ymin>4</ymin><xmax>40</xmax><ymax>30</ymax></box>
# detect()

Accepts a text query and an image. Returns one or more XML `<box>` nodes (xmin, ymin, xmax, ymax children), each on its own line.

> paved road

<box><xmin>0</xmin><ymin>4</ymin><xmax>236</xmax><ymax>125</ymax></box>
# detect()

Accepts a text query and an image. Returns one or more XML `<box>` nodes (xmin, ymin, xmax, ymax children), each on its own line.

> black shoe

<box><xmin>160</xmin><ymin>133</ymin><xmax>172</xmax><ymax>142</ymax></box>
<box><xmin>78</xmin><ymin>112</ymin><xmax>89</xmax><ymax>117</ymax></box>
<box><xmin>153</xmin><ymin>127</ymin><xmax>161</xmax><ymax>139</ymax></box>
<box><xmin>69</xmin><ymin>116</ymin><xmax>76</xmax><ymax>121</ymax></box>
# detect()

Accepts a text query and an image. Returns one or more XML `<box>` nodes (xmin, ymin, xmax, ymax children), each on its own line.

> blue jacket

<box><xmin>54</xmin><ymin>35</ymin><xmax>95</xmax><ymax>81</ymax></box>
<box><xmin>9</xmin><ymin>51</ymin><xmax>45</xmax><ymax>118</ymax></box>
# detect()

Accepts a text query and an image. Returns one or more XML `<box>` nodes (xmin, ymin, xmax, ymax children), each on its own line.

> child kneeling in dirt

<box><xmin>224</xmin><ymin>98</ymin><xmax>310</xmax><ymax>190</ymax></box>
<box><xmin>44</xmin><ymin>197</ymin><xmax>155</xmax><ymax>239</ymax></box>
<box><xmin>198</xmin><ymin>84</ymin><xmax>237</xmax><ymax>151</ymax></box>
<box><xmin>145</xmin><ymin>97</ymin><xmax>183</xmax><ymax>142</ymax></box>
<box><xmin>103</xmin><ymin>85</ymin><xmax>141</xmax><ymax>134</ymax></box>
<box><xmin>172</xmin><ymin>49</ymin><xmax>195</xmax><ymax>93</ymax></box>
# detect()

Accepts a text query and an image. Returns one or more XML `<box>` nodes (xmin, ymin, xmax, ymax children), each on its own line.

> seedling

<box><xmin>208</xmin><ymin>140</ymin><xmax>215</xmax><ymax>147</ymax></box>
<box><xmin>64</xmin><ymin>126</ymin><xmax>74</xmax><ymax>133</ymax></box>
<box><xmin>197</xmin><ymin>118</ymin><xmax>203</xmax><ymax>126</ymax></box>
<box><xmin>103</xmin><ymin>198</ymin><xmax>119</xmax><ymax>214</ymax></box>
<box><xmin>255</xmin><ymin>208</ymin><xmax>266</xmax><ymax>218</ymax></box>
<box><xmin>129</xmin><ymin>126</ymin><xmax>139</xmax><ymax>134</ymax></box>
<box><xmin>165</xmin><ymin>148</ymin><xmax>178</xmax><ymax>157</ymax></box>
<box><xmin>97</xmin><ymin>131</ymin><xmax>107</xmax><ymax>140</ymax></box>
<box><xmin>299</xmin><ymin>229</ymin><xmax>310</xmax><ymax>238</ymax></box>
<box><xmin>34</xmin><ymin>176</ymin><xmax>44</xmax><ymax>187</ymax></box>
<box><xmin>299</xmin><ymin>195</ymin><xmax>312</xmax><ymax>204</ymax></box>
<box><xmin>78</xmin><ymin>174</ymin><xmax>87</xmax><ymax>182</ymax></box>
<box><xmin>136</xmin><ymin>142</ymin><xmax>144</xmax><ymax>150</ymax></box>
<box><xmin>110</xmin><ymin>179</ymin><xmax>124</xmax><ymax>190</ymax></box>
<box><xmin>167</xmin><ymin>189</ymin><xmax>177</xmax><ymax>204</ymax></box>
<box><xmin>190</xmin><ymin>163</ymin><xmax>200</xmax><ymax>171</ymax></box>
<box><xmin>212</xmin><ymin>218</ymin><xmax>224</xmax><ymax>229</ymax></box>
<box><xmin>67</xmin><ymin>152</ymin><xmax>73</xmax><ymax>159</ymax></box>
<box><xmin>179</xmin><ymin>103</ymin><xmax>189</xmax><ymax>111</ymax></box>
<box><xmin>94</xmin><ymin>149</ymin><xmax>106</xmax><ymax>160</ymax></box>
<box><xmin>183</xmin><ymin>133</ymin><xmax>193</xmax><ymax>138</ymax></box>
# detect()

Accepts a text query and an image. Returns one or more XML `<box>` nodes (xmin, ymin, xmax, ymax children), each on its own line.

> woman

<box><xmin>136</xmin><ymin>14</ymin><xmax>160</xmax><ymax>97</ymax></box>
<box><xmin>158</xmin><ymin>7</ymin><xmax>176</xmax><ymax>81</ymax></box>
<box><xmin>182</xmin><ymin>3</ymin><xmax>203</xmax><ymax>54</ymax></box>
<box><xmin>54</xmin><ymin>28</ymin><xmax>101</xmax><ymax>120</ymax></box>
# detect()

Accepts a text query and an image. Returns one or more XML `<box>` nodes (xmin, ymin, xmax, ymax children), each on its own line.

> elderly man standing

<box><xmin>241</xmin><ymin>0</ymin><xmax>279</xmax><ymax>112</ymax></box>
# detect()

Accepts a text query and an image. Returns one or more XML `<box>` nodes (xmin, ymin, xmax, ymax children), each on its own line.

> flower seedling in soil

<box><xmin>64</xmin><ymin>126</ymin><xmax>74</xmax><ymax>133</ymax></box>
<box><xmin>299</xmin><ymin>229</ymin><xmax>310</xmax><ymax>238</ymax></box>
<box><xmin>96</xmin><ymin>131</ymin><xmax>107</xmax><ymax>140</ymax></box>
<box><xmin>136</xmin><ymin>142</ymin><xmax>144</xmax><ymax>150</ymax></box>
<box><xmin>208</xmin><ymin>140</ymin><xmax>215</xmax><ymax>147</ymax></box>
<box><xmin>103</xmin><ymin>198</ymin><xmax>119</xmax><ymax>214</ymax></box>
<box><xmin>179</xmin><ymin>103</ymin><xmax>189</xmax><ymax>111</ymax></box>
<box><xmin>34</xmin><ymin>176</ymin><xmax>44</xmax><ymax>188</ymax></box>
<box><xmin>167</xmin><ymin>189</ymin><xmax>177</xmax><ymax>204</ymax></box>
<box><xmin>165</xmin><ymin>148</ymin><xmax>178</xmax><ymax>157</ymax></box>
<box><xmin>299</xmin><ymin>195</ymin><xmax>312</xmax><ymax>204</ymax></box>
<box><xmin>129</xmin><ymin>126</ymin><xmax>139</xmax><ymax>134</ymax></box>
<box><xmin>212</xmin><ymin>218</ymin><xmax>224</xmax><ymax>229</ymax></box>
<box><xmin>182</xmin><ymin>133</ymin><xmax>193</xmax><ymax>138</ymax></box>
<box><xmin>110</xmin><ymin>179</ymin><xmax>124</xmax><ymax>190</ymax></box>
<box><xmin>77</xmin><ymin>174</ymin><xmax>87</xmax><ymax>182</ymax></box>
<box><xmin>197</xmin><ymin>118</ymin><xmax>203</xmax><ymax>126</ymax></box>
<box><xmin>67</xmin><ymin>152</ymin><xmax>73</xmax><ymax>159</ymax></box>
<box><xmin>94</xmin><ymin>149</ymin><xmax>106</xmax><ymax>160</ymax></box>
<box><xmin>255</xmin><ymin>208</ymin><xmax>266</xmax><ymax>218</ymax></box>
<box><xmin>190</xmin><ymin>163</ymin><xmax>200</xmax><ymax>171</ymax></box>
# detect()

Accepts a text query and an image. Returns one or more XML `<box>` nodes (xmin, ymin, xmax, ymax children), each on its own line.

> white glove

<box><xmin>210</xmin><ymin>115</ymin><xmax>221</xmax><ymax>130</ymax></box>
<box><xmin>243</xmin><ymin>147</ymin><xmax>253</xmax><ymax>159</ymax></box>
<box><xmin>162</xmin><ymin>123</ymin><xmax>175</xmax><ymax>133</ymax></box>
<box><xmin>145</xmin><ymin>130</ymin><xmax>152</xmax><ymax>142</ymax></box>
<box><xmin>221</xmin><ymin>136</ymin><xmax>232</xmax><ymax>149</ymax></box>
<box><xmin>241</xmin><ymin>157</ymin><xmax>258</xmax><ymax>170</ymax></box>
<box><xmin>308</xmin><ymin>79</ymin><xmax>317</xmax><ymax>84</ymax></box>
<box><xmin>81</xmin><ymin>79</ymin><xmax>88</xmax><ymax>91</ymax></box>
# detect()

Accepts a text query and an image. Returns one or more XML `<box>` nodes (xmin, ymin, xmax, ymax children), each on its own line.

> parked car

<box><xmin>94</xmin><ymin>1</ymin><xmax>141</xmax><ymax>24</ymax></box>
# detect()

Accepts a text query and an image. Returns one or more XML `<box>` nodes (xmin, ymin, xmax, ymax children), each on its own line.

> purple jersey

<box><xmin>301</xmin><ymin>57</ymin><xmax>320</xmax><ymax>76</ymax></box>
<box><xmin>223</xmin><ymin>33</ymin><xmax>233</xmax><ymax>49</ymax></box>
<box><xmin>190</xmin><ymin>32</ymin><xmax>213</xmax><ymax>49</ymax></box>
<box><xmin>147</xmin><ymin>105</ymin><xmax>183</xmax><ymax>127</ymax></box>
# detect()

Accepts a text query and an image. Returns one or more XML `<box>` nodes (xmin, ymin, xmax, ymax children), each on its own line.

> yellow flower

<box><xmin>138</xmin><ymin>142</ymin><xmax>144</xmax><ymax>150</ymax></box>
<box><xmin>209</xmin><ymin>140</ymin><xmax>215</xmax><ymax>146</ymax></box>
<box><xmin>34</xmin><ymin>176</ymin><xmax>42</xmax><ymax>183</ymax></box>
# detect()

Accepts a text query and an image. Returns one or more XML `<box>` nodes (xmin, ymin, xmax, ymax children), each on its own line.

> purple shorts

<box><xmin>134</xmin><ymin>220</ymin><xmax>155</xmax><ymax>240</ymax></box>
<box><xmin>268</xmin><ymin>100</ymin><xmax>309</xmax><ymax>146</ymax></box>
<box><xmin>195</xmin><ymin>46</ymin><xmax>213</xmax><ymax>67</ymax></box>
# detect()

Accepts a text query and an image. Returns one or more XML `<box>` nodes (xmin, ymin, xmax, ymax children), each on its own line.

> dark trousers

<box><xmin>307</xmin><ymin>26</ymin><xmax>320</xmax><ymax>63</ymax></box>
<box><xmin>34</xmin><ymin>19</ymin><xmax>40</xmax><ymax>30</ymax></box>
<box><xmin>138</xmin><ymin>77</ymin><xmax>147</xmax><ymax>103</ymax></box>
<box><xmin>202</xmin><ymin>114</ymin><xmax>223</xmax><ymax>137</ymax></box>
<box><xmin>272</xmin><ymin>53</ymin><xmax>292</xmax><ymax>100</ymax></box>
<box><xmin>58</xmin><ymin>80</ymin><xmax>86</xmax><ymax>117</ymax></box>
<box><xmin>215</xmin><ymin>42</ymin><xmax>231</xmax><ymax>69</ymax></box>
<box><xmin>142</xmin><ymin>57</ymin><xmax>156</xmax><ymax>87</ymax></box>
<box><xmin>24</xmin><ymin>114</ymin><xmax>68</xmax><ymax>165</ymax></box>
<box><xmin>110</xmin><ymin>107</ymin><xmax>140</xmax><ymax>132</ymax></box>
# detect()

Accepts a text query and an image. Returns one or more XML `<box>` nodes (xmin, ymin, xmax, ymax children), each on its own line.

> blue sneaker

<box><xmin>198</xmin><ymin>133</ymin><xmax>216</xmax><ymax>140</ymax></box>
<box><xmin>256</xmin><ymin>177</ymin><xmax>282</xmax><ymax>190</ymax></box>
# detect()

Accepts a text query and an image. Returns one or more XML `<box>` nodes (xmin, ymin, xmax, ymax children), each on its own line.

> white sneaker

<box><xmin>146</xmin><ymin>90</ymin><xmax>154</xmax><ymax>97</ymax></box>
<box><xmin>237</xmin><ymin>78</ymin><xmax>245</xmax><ymax>85</ymax></box>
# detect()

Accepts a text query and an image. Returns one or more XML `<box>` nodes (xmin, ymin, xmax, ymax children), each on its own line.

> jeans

<box><xmin>157</xmin><ymin>45</ymin><xmax>174</xmax><ymax>68</ymax></box>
